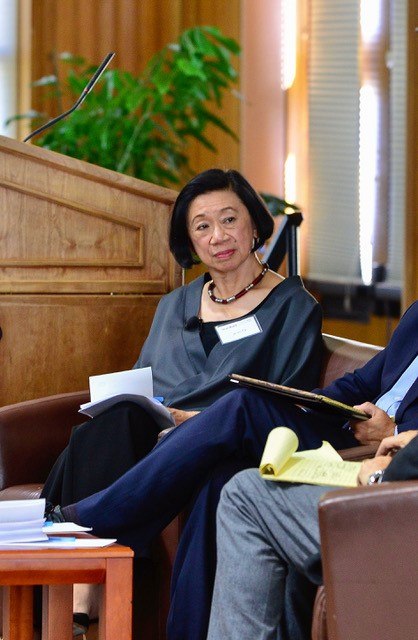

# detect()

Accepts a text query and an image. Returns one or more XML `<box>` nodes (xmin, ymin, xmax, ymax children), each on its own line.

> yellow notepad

<box><xmin>259</xmin><ymin>427</ymin><xmax>361</xmax><ymax>487</ymax></box>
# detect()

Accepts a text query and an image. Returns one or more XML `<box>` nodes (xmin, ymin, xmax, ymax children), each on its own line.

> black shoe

<box><xmin>73</xmin><ymin>622</ymin><xmax>88</xmax><ymax>638</ymax></box>
<box><xmin>73</xmin><ymin>613</ymin><xmax>90</xmax><ymax>638</ymax></box>
<box><xmin>44</xmin><ymin>501</ymin><xmax>65</xmax><ymax>523</ymax></box>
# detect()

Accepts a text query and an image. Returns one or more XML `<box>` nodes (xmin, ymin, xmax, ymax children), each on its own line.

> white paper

<box><xmin>0</xmin><ymin>531</ymin><xmax>48</xmax><ymax>543</ymax></box>
<box><xmin>0</xmin><ymin>499</ymin><xmax>47</xmax><ymax>543</ymax></box>
<box><xmin>0</xmin><ymin>498</ymin><xmax>45</xmax><ymax>523</ymax></box>
<box><xmin>88</xmin><ymin>367</ymin><xmax>153</xmax><ymax>402</ymax></box>
<box><xmin>42</xmin><ymin>522</ymin><xmax>92</xmax><ymax>534</ymax></box>
<box><xmin>79</xmin><ymin>366</ymin><xmax>175</xmax><ymax>429</ymax></box>
<box><xmin>0</xmin><ymin>538</ymin><xmax>117</xmax><ymax>549</ymax></box>
<box><xmin>0</xmin><ymin>518</ymin><xmax>45</xmax><ymax>531</ymax></box>
<box><xmin>79</xmin><ymin>394</ymin><xmax>174</xmax><ymax>429</ymax></box>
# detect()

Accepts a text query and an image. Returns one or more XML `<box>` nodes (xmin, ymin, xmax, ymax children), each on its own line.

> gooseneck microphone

<box><xmin>23</xmin><ymin>52</ymin><xmax>115</xmax><ymax>143</ymax></box>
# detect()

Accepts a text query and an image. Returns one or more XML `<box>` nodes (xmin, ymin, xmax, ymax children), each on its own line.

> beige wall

<box><xmin>240</xmin><ymin>0</ymin><xmax>286</xmax><ymax>196</ymax></box>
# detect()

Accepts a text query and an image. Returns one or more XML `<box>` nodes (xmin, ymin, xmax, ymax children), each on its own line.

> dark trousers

<box><xmin>41</xmin><ymin>401</ymin><xmax>160</xmax><ymax>505</ymax></box>
<box><xmin>166</xmin><ymin>458</ymin><xmax>317</xmax><ymax>640</ymax></box>
<box><xmin>67</xmin><ymin>388</ymin><xmax>356</xmax><ymax>639</ymax></box>
<box><xmin>167</xmin><ymin>457</ymin><xmax>250</xmax><ymax>640</ymax></box>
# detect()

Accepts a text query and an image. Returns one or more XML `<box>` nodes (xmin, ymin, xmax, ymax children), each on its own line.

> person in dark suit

<box><xmin>207</xmin><ymin>430</ymin><xmax>418</xmax><ymax>640</ymax></box>
<box><xmin>51</xmin><ymin>301</ymin><xmax>418</xmax><ymax>640</ymax></box>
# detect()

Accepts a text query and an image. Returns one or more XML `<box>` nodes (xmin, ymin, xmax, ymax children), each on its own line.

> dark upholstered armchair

<box><xmin>0</xmin><ymin>334</ymin><xmax>384</xmax><ymax>638</ymax></box>
<box><xmin>310</xmin><ymin>340</ymin><xmax>418</xmax><ymax>640</ymax></box>
<box><xmin>312</xmin><ymin>480</ymin><xmax>418</xmax><ymax>640</ymax></box>
<box><xmin>0</xmin><ymin>390</ymin><xmax>88</xmax><ymax>501</ymax></box>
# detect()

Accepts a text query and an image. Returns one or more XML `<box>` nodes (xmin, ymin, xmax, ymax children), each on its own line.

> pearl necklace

<box><xmin>208</xmin><ymin>263</ymin><xmax>269</xmax><ymax>304</ymax></box>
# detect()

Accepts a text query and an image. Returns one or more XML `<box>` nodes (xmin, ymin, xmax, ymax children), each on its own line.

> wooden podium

<box><xmin>0</xmin><ymin>136</ymin><xmax>181</xmax><ymax>405</ymax></box>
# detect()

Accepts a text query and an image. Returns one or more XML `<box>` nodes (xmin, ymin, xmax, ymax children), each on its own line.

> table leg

<box><xmin>42</xmin><ymin>585</ymin><xmax>73</xmax><ymax>640</ymax></box>
<box><xmin>98</xmin><ymin>557</ymin><xmax>133</xmax><ymax>640</ymax></box>
<box><xmin>3</xmin><ymin>586</ymin><xmax>33</xmax><ymax>640</ymax></box>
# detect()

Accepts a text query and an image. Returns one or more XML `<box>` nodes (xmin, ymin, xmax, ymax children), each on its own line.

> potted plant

<box><xmin>7</xmin><ymin>26</ymin><xmax>240</xmax><ymax>187</ymax></box>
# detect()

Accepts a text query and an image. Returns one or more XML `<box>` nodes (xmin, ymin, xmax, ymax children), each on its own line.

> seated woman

<box><xmin>43</xmin><ymin>168</ymin><xmax>322</xmax><ymax>635</ymax></box>
<box><xmin>44</xmin><ymin>167</ymin><xmax>322</xmax><ymax>506</ymax></box>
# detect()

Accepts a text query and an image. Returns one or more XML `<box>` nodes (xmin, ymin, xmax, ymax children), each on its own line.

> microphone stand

<box><xmin>23</xmin><ymin>52</ymin><xmax>115</xmax><ymax>143</ymax></box>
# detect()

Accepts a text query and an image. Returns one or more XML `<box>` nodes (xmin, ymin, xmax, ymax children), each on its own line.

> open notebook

<box><xmin>230</xmin><ymin>374</ymin><xmax>369</xmax><ymax>420</ymax></box>
<box><xmin>259</xmin><ymin>427</ymin><xmax>361</xmax><ymax>487</ymax></box>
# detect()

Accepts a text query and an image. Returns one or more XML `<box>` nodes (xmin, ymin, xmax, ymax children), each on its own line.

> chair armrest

<box><xmin>320</xmin><ymin>335</ymin><xmax>382</xmax><ymax>388</ymax></box>
<box><xmin>0</xmin><ymin>484</ymin><xmax>44</xmax><ymax>501</ymax></box>
<box><xmin>0</xmin><ymin>390</ymin><xmax>89</xmax><ymax>490</ymax></box>
<box><xmin>318</xmin><ymin>481</ymin><xmax>418</xmax><ymax>640</ymax></box>
<box><xmin>311</xmin><ymin>586</ymin><xmax>327</xmax><ymax>640</ymax></box>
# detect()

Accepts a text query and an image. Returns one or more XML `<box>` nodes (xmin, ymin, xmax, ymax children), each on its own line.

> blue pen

<box><xmin>48</xmin><ymin>536</ymin><xmax>77</xmax><ymax>542</ymax></box>
<box><xmin>153</xmin><ymin>396</ymin><xmax>164</xmax><ymax>403</ymax></box>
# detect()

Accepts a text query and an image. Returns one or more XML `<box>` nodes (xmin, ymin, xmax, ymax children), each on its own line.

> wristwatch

<box><xmin>367</xmin><ymin>469</ymin><xmax>384</xmax><ymax>485</ymax></box>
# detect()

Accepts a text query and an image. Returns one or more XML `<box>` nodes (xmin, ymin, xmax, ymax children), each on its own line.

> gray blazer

<box><xmin>135</xmin><ymin>275</ymin><xmax>322</xmax><ymax>410</ymax></box>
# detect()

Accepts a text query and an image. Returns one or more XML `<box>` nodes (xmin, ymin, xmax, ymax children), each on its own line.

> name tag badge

<box><xmin>215</xmin><ymin>315</ymin><xmax>262</xmax><ymax>345</ymax></box>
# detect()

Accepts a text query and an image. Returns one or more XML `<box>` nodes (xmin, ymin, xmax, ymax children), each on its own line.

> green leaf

<box><xmin>201</xmin><ymin>26</ymin><xmax>241</xmax><ymax>54</ymax></box>
<box><xmin>31</xmin><ymin>75</ymin><xmax>58</xmax><ymax>87</ymax></box>
<box><xmin>197</xmin><ymin>107</ymin><xmax>239</xmax><ymax>140</ymax></box>
<box><xmin>58</xmin><ymin>52</ymin><xmax>86</xmax><ymax>65</ymax></box>
<box><xmin>4</xmin><ymin>110</ymin><xmax>46</xmax><ymax>126</ymax></box>
<box><xmin>13</xmin><ymin>25</ymin><xmax>240</xmax><ymax>187</ymax></box>
<box><xmin>175</xmin><ymin>58</ymin><xmax>206</xmax><ymax>80</ymax></box>
<box><xmin>180</xmin><ymin>30</ymin><xmax>197</xmax><ymax>56</ymax></box>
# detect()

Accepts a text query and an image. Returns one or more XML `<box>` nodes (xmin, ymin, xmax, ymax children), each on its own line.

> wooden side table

<box><xmin>0</xmin><ymin>540</ymin><xmax>134</xmax><ymax>640</ymax></box>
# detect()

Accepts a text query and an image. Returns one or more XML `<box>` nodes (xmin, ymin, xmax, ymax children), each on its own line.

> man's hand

<box><xmin>357</xmin><ymin>430</ymin><xmax>418</xmax><ymax>484</ymax></box>
<box><xmin>376</xmin><ymin>430</ymin><xmax>418</xmax><ymax>456</ymax></box>
<box><xmin>349</xmin><ymin>402</ymin><xmax>395</xmax><ymax>445</ymax></box>
<box><xmin>167</xmin><ymin>407</ymin><xmax>200</xmax><ymax>426</ymax></box>
<box><xmin>357</xmin><ymin>455</ymin><xmax>392</xmax><ymax>485</ymax></box>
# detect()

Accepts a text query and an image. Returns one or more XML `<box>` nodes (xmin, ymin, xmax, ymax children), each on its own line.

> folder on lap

<box><xmin>229</xmin><ymin>374</ymin><xmax>369</xmax><ymax>421</ymax></box>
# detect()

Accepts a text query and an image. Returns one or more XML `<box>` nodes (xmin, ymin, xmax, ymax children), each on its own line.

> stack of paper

<box><xmin>0</xmin><ymin>500</ymin><xmax>117</xmax><ymax>549</ymax></box>
<box><xmin>0</xmin><ymin>499</ymin><xmax>48</xmax><ymax>543</ymax></box>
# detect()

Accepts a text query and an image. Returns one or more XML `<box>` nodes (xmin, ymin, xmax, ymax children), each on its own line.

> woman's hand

<box><xmin>167</xmin><ymin>408</ymin><xmax>200</xmax><ymax>426</ymax></box>
<box><xmin>357</xmin><ymin>455</ymin><xmax>392</xmax><ymax>485</ymax></box>
<box><xmin>157</xmin><ymin>408</ymin><xmax>200</xmax><ymax>442</ymax></box>
<box><xmin>349</xmin><ymin>402</ymin><xmax>395</xmax><ymax>445</ymax></box>
<box><xmin>375</xmin><ymin>430</ymin><xmax>418</xmax><ymax>456</ymax></box>
<box><xmin>157</xmin><ymin>426</ymin><xmax>177</xmax><ymax>441</ymax></box>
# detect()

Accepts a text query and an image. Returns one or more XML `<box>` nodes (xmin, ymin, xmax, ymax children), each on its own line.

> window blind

<box><xmin>386</xmin><ymin>0</ymin><xmax>406</xmax><ymax>289</ymax></box>
<box><xmin>307</xmin><ymin>0</ymin><xmax>361</xmax><ymax>283</ymax></box>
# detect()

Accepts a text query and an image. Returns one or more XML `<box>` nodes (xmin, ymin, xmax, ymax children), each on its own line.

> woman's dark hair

<box><xmin>169</xmin><ymin>168</ymin><xmax>275</xmax><ymax>268</ymax></box>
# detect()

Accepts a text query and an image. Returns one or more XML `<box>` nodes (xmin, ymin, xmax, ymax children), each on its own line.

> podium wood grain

<box><xmin>0</xmin><ymin>136</ymin><xmax>181</xmax><ymax>405</ymax></box>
